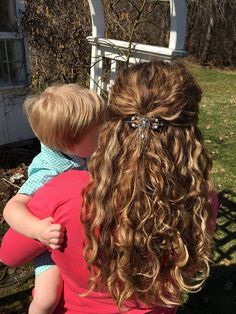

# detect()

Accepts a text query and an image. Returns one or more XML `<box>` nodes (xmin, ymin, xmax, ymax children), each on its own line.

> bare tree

<box><xmin>22</xmin><ymin>0</ymin><xmax>235</xmax><ymax>90</ymax></box>
<box><xmin>186</xmin><ymin>0</ymin><xmax>235</xmax><ymax>65</ymax></box>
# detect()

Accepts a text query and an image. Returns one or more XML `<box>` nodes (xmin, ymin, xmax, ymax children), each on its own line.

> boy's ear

<box><xmin>62</xmin><ymin>144</ymin><xmax>75</xmax><ymax>155</ymax></box>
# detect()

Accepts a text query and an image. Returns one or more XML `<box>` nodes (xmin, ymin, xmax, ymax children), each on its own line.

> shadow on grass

<box><xmin>178</xmin><ymin>190</ymin><xmax>236</xmax><ymax>314</ymax></box>
<box><xmin>0</xmin><ymin>288</ymin><xmax>32</xmax><ymax>314</ymax></box>
<box><xmin>178</xmin><ymin>264</ymin><xmax>236</xmax><ymax>314</ymax></box>
<box><xmin>214</xmin><ymin>190</ymin><xmax>236</xmax><ymax>264</ymax></box>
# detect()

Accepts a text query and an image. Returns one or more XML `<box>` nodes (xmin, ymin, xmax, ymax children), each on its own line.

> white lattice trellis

<box><xmin>87</xmin><ymin>0</ymin><xmax>187</xmax><ymax>93</ymax></box>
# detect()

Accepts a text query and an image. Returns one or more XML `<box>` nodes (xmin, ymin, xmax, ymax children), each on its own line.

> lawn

<box><xmin>0</xmin><ymin>63</ymin><xmax>236</xmax><ymax>313</ymax></box>
<box><xmin>177</xmin><ymin>63</ymin><xmax>236</xmax><ymax>314</ymax></box>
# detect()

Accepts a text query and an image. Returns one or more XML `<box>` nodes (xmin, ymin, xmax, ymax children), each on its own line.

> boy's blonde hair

<box><xmin>24</xmin><ymin>84</ymin><xmax>105</xmax><ymax>151</ymax></box>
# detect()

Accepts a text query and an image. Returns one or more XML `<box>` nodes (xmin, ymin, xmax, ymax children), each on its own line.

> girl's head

<box><xmin>108</xmin><ymin>60</ymin><xmax>201</xmax><ymax>127</ymax></box>
<box><xmin>24</xmin><ymin>84</ymin><xmax>105</xmax><ymax>156</ymax></box>
<box><xmin>82</xmin><ymin>61</ymin><xmax>213</xmax><ymax>308</ymax></box>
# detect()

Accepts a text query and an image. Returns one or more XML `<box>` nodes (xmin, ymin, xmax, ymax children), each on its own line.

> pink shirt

<box><xmin>0</xmin><ymin>170</ymin><xmax>218</xmax><ymax>314</ymax></box>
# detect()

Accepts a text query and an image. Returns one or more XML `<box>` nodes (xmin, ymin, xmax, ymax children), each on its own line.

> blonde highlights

<box><xmin>82</xmin><ymin>61</ymin><xmax>214</xmax><ymax>309</ymax></box>
<box><xmin>24</xmin><ymin>84</ymin><xmax>105</xmax><ymax>151</ymax></box>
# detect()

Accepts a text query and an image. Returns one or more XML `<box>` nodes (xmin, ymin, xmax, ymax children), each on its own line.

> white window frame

<box><xmin>0</xmin><ymin>0</ymin><xmax>30</xmax><ymax>89</ymax></box>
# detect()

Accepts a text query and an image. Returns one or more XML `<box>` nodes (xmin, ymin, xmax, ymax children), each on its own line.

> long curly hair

<box><xmin>82</xmin><ymin>61</ymin><xmax>214</xmax><ymax>309</ymax></box>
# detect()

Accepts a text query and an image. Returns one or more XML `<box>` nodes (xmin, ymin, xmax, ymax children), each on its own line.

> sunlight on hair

<box><xmin>24</xmin><ymin>84</ymin><xmax>105</xmax><ymax>151</ymax></box>
<box><xmin>81</xmin><ymin>61</ymin><xmax>214</xmax><ymax>309</ymax></box>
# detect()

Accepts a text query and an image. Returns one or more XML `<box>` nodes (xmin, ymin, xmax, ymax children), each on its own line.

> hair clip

<box><xmin>127</xmin><ymin>115</ymin><xmax>164</xmax><ymax>138</ymax></box>
<box><xmin>126</xmin><ymin>115</ymin><xmax>165</xmax><ymax>155</ymax></box>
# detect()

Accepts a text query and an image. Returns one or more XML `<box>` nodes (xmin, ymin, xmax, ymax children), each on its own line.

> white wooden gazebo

<box><xmin>87</xmin><ymin>0</ymin><xmax>187</xmax><ymax>93</ymax></box>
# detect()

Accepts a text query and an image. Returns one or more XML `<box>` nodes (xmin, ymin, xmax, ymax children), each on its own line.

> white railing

<box><xmin>87</xmin><ymin>0</ymin><xmax>187</xmax><ymax>93</ymax></box>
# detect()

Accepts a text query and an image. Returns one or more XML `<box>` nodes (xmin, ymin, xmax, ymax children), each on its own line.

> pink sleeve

<box><xmin>0</xmin><ymin>184</ymin><xmax>55</xmax><ymax>266</ymax></box>
<box><xmin>0</xmin><ymin>228</ymin><xmax>45</xmax><ymax>266</ymax></box>
<box><xmin>0</xmin><ymin>171</ymin><xmax>78</xmax><ymax>267</ymax></box>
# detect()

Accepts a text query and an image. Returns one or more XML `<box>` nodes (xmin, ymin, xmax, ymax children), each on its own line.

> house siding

<box><xmin>0</xmin><ymin>88</ymin><xmax>33</xmax><ymax>145</ymax></box>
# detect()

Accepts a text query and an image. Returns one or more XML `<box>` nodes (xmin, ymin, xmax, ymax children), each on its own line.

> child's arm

<box><xmin>3</xmin><ymin>194</ymin><xmax>64</xmax><ymax>250</ymax></box>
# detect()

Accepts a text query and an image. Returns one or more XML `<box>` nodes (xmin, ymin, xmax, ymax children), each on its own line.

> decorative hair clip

<box><xmin>127</xmin><ymin>115</ymin><xmax>164</xmax><ymax>139</ymax></box>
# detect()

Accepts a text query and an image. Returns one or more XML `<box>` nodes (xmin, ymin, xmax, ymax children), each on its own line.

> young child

<box><xmin>3</xmin><ymin>84</ymin><xmax>105</xmax><ymax>314</ymax></box>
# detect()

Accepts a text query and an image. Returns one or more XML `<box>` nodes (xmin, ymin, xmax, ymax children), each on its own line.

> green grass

<box><xmin>177</xmin><ymin>64</ymin><xmax>236</xmax><ymax>314</ymax></box>
<box><xmin>190</xmin><ymin>64</ymin><xmax>236</xmax><ymax>193</ymax></box>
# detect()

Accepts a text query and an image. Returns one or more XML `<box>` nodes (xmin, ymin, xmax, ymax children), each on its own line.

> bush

<box><xmin>22</xmin><ymin>0</ymin><xmax>235</xmax><ymax>89</ymax></box>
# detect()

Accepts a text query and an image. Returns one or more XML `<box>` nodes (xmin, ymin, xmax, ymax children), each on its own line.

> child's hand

<box><xmin>35</xmin><ymin>217</ymin><xmax>65</xmax><ymax>250</ymax></box>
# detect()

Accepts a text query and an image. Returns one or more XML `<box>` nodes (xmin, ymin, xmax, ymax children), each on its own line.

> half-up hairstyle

<box><xmin>82</xmin><ymin>61</ymin><xmax>214</xmax><ymax>309</ymax></box>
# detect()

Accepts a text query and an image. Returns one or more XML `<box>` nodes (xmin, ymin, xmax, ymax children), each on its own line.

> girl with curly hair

<box><xmin>0</xmin><ymin>61</ymin><xmax>218</xmax><ymax>314</ymax></box>
<box><xmin>82</xmin><ymin>60</ymin><xmax>218</xmax><ymax>311</ymax></box>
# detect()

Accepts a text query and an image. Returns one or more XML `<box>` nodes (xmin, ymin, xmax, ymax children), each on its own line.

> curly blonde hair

<box><xmin>82</xmin><ymin>61</ymin><xmax>214</xmax><ymax>309</ymax></box>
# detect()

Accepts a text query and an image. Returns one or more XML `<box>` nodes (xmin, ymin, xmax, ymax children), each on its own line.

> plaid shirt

<box><xmin>18</xmin><ymin>143</ymin><xmax>87</xmax><ymax>196</ymax></box>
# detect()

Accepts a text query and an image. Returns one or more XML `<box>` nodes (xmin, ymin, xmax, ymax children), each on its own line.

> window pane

<box><xmin>7</xmin><ymin>39</ymin><xmax>24</xmax><ymax>62</ymax></box>
<box><xmin>0</xmin><ymin>39</ymin><xmax>27</xmax><ymax>84</ymax></box>
<box><xmin>0</xmin><ymin>62</ymin><xmax>9</xmax><ymax>82</ymax></box>
<box><xmin>0</xmin><ymin>41</ymin><xmax>7</xmax><ymax>61</ymax></box>
<box><xmin>0</xmin><ymin>0</ymin><xmax>16</xmax><ymax>31</ymax></box>
<box><xmin>9</xmin><ymin>62</ymin><xmax>26</xmax><ymax>82</ymax></box>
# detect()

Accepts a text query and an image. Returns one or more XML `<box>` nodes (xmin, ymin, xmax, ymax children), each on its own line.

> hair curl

<box><xmin>82</xmin><ymin>61</ymin><xmax>214</xmax><ymax>309</ymax></box>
